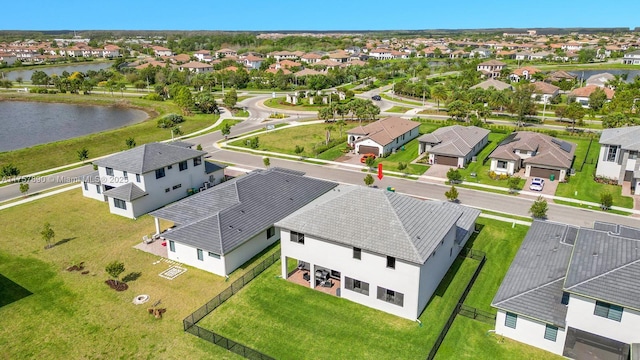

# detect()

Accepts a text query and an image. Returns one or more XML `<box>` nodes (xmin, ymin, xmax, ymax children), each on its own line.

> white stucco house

<box><xmin>149</xmin><ymin>168</ymin><xmax>337</xmax><ymax>277</ymax></box>
<box><xmin>417</xmin><ymin>125</ymin><xmax>489</xmax><ymax>167</ymax></box>
<box><xmin>492</xmin><ymin>220</ymin><xmax>640</xmax><ymax>359</ymax></box>
<box><xmin>595</xmin><ymin>125</ymin><xmax>640</xmax><ymax>193</ymax></box>
<box><xmin>178</xmin><ymin>61</ymin><xmax>213</xmax><ymax>73</ymax></box>
<box><xmin>476</xmin><ymin>60</ymin><xmax>506</xmax><ymax>79</ymax></box>
<box><xmin>81</xmin><ymin>142</ymin><xmax>224</xmax><ymax>219</ymax></box>
<box><xmin>488</xmin><ymin>132</ymin><xmax>576</xmax><ymax>182</ymax></box>
<box><xmin>622</xmin><ymin>50</ymin><xmax>640</xmax><ymax>65</ymax></box>
<box><xmin>347</xmin><ymin>117</ymin><xmax>421</xmax><ymax>157</ymax></box>
<box><xmin>277</xmin><ymin>185</ymin><xmax>480</xmax><ymax>320</ymax></box>
<box><xmin>570</xmin><ymin>85</ymin><xmax>615</xmax><ymax>108</ymax></box>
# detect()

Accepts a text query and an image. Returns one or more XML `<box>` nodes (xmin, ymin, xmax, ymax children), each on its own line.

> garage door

<box><xmin>358</xmin><ymin>145</ymin><xmax>380</xmax><ymax>156</ymax></box>
<box><xmin>530</xmin><ymin>167</ymin><xmax>560</xmax><ymax>179</ymax></box>
<box><xmin>435</xmin><ymin>155</ymin><xmax>459</xmax><ymax>166</ymax></box>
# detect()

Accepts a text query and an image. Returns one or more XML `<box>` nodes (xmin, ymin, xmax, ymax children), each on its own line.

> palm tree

<box><xmin>336</xmin><ymin>120</ymin><xmax>346</xmax><ymax>138</ymax></box>
<box><xmin>325</xmin><ymin>125</ymin><xmax>335</xmax><ymax>145</ymax></box>
<box><xmin>489</xmin><ymin>90</ymin><xmax>510</xmax><ymax>112</ymax></box>
<box><xmin>431</xmin><ymin>85</ymin><xmax>447</xmax><ymax>111</ymax></box>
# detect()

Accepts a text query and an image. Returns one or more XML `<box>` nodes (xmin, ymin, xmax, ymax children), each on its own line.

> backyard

<box><xmin>0</xmin><ymin>190</ymin><xmax>271</xmax><ymax>359</ymax></box>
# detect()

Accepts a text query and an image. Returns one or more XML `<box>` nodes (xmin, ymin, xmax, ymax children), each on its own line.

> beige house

<box><xmin>347</xmin><ymin>117</ymin><xmax>421</xmax><ymax>157</ymax></box>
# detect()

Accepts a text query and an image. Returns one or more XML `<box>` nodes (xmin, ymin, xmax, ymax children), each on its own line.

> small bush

<box><xmin>142</xmin><ymin>93</ymin><xmax>164</xmax><ymax>101</ymax></box>
<box><xmin>499</xmin><ymin>174</ymin><xmax>509</xmax><ymax>180</ymax></box>
<box><xmin>157</xmin><ymin>118</ymin><xmax>173</xmax><ymax>128</ymax></box>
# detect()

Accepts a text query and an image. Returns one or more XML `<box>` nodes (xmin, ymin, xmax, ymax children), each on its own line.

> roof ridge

<box><xmin>494</xmin><ymin>277</ymin><xmax>565</xmax><ymax>306</ymax></box>
<box><xmin>384</xmin><ymin>192</ymin><xmax>423</xmax><ymax>262</ymax></box>
<box><xmin>565</xmin><ymin>257</ymin><xmax>640</xmax><ymax>291</ymax></box>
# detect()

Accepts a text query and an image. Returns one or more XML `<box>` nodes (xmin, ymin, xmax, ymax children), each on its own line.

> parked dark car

<box><xmin>371</xmin><ymin>95</ymin><xmax>381</xmax><ymax>101</ymax></box>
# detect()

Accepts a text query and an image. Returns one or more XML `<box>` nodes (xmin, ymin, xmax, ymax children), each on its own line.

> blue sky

<box><xmin>3</xmin><ymin>0</ymin><xmax>639</xmax><ymax>31</ymax></box>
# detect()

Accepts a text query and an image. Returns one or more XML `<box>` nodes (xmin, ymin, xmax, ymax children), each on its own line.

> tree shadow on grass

<box><xmin>0</xmin><ymin>273</ymin><xmax>32</xmax><ymax>308</ymax></box>
<box><xmin>122</xmin><ymin>272</ymin><xmax>142</xmax><ymax>283</ymax></box>
<box><xmin>53</xmin><ymin>237</ymin><xmax>77</xmax><ymax>247</ymax></box>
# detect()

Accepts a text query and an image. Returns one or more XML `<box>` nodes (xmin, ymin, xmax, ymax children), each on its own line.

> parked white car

<box><xmin>529</xmin><ymin>178</ymin><xmax>545</xmax><ymax>191</ymax></box>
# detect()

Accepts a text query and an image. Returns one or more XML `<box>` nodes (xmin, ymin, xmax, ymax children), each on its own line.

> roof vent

<box><xmin>240</xmin><ymin>210</ymin><xmax>245</xmax><ymax>214</ymax></box>
<box><xmin>228</xmin><ymin>225</ymin><xmax>234</xmax><ymax>229</ymax></box>
<box><xmin>289</xmin><ymin>197</ymin><xmax>294</xmax><ymax>201</ymax></box>
<box><xmin>592</xmin><ymin>252</ymin><xmax>598</xmax><ymax>257</ymax></box>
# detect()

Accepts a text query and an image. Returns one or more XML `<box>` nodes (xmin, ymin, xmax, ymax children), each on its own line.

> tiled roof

<box><xmin>418</xmin><ymin>125</ymin><xmax>489</xmax><ymax>157</ymax></box>
<box><xmin>347</xmin><ymin>117</ymin><xmax>420</xmax><ymax>147</ymax></box>
<box><xmin>512</xmin><ymin>66</ymin><xmax>540</xmax><ymax>76</ymax></box>
<box><xmin>599</xmin><ymin>125</ymin><xmax>640</xmax><ymax>150</ymax></box>
<box><xmin>533</xmin><ymin>82</ymin><xmax>560</xmax><ymax>95</ymax></box>
<box><xmin>103</xmin><ymin>182</ymin><xmax>148</xmax><ymax>202</ymax></box>
<box><xmin>469</xmin><ymin>79</ymin><xmax>513</xmax><ymax>91</ymax></box>
<box><xmin>94</xmin><ymin>143</ymin><xmax>206</xmax><ymax>174</ymax></box>
<box><xmin>570</xmin><ymin>85</ymin><xmax>615</xmax><ymax>99</ymax></box>
<box><xmin>478</xmin><ymin>59</ymin><xmax>506</xmax><ymax>66</ymax></box>
<box><xmin>150</xmin><ymin>168</ymin><xmax>337</xmax><ymax>255</ymax></box>
<box><xmin>294</xmin><ymin>68</ymin><xmax>324</xmax><ymax>77</ymax></box>
<box><xmin>180</xmin><ymin>61</ymin><xmax>212</xmax><ymax>69</ymax></box>
<box><xmin>276</xmin><ymin>186</ymin><xmax>479</xmax><ymax>264</ymax></box>
<box><xmin>489</xmin><ymin>132</ymin><xmax>576</xmax><ymax>168</ymax></box>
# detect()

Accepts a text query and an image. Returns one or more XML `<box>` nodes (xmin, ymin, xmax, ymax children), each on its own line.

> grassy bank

<box><xmin>0</xmin><ymin>93</ymin><xmax>221</xmax><ymax>174</ymax></box>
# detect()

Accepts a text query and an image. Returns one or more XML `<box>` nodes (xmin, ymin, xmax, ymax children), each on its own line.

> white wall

<box><xmin>280</xmin><ymin>228</ymin><xmax>423</xmax><ymax>320</ymax></box>
<box><xmin>354</xmin><ymin>138</ymin><xmax>383</xmax><ymax>157</ymax></box>
<box><xmin>223</xmin><ymin>228</ymin><xmax>280</xmax><ymax>276</ymax></box>
<box><xmin>81</xmin><ymin>181</ymin><xmax>105</xmax><ymax>201</ymax></box>
<box><xmin>565</xmin><ymin>294</ymin><xmax>640</xmax><ymax>345</ymax></box>
<box><xmin>168</xmin><ymin>240</ymin><xmax>226</xmax><ymax>276</ymax></box>
<box><xmin>417</xmin><ymin>225</ymin><xmax>457</xmax><ymax>315</ymax></box>
<box><xmin>490</xmin><ymin>159</ymin><xmax>516</xmax><ymax>175</ymax></box>
<box><xmin>108</xmin><ymin>197</ymin><xmax>135</xmax><ymax>218</ymax></box>
<box><xmin>596</xmin><ymin>146</ymin><xmax>622</xmax><ymax>179</ymax></box>
<box><xmin>495</xmin><ymin>310</ymin><xmax>566</xmax><ymax>355</ymax></box>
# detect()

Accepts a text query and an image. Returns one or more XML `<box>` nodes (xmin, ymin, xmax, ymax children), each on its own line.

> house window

<box><xmin>155</xmin><ymin>168</ymin><xmax>165</xmax><ymax>179</ymax></box>
<box><xmin>167</xmin><ymin>165</ymin><xmax>172</xmax><ymax>169</ymax></box>
<box><xmin>122</xmin><ymin>171</ymin><xmax>128</xmax><ymax>181</ymax></box>
<box><xmin>544</xmin><ymin>325</ymin><xmax>558</xmax><ymax>342</ymax></box>
<box><xmin>136</xmin><ymin>174</ymin><xmax>140</xmax><ymax>182</ymax></box>
<box><xmin>594</xmin><ymin>301</ymin><xmax>623</xmax><ymax>321</ymax></box>
<box><xmin>353</xmin><ymin>247</ymin><xmax>361</xmax><ymax>260</ymax></box>
<box><xmin>113</xmin><ymin>198</ymin><xmax>127</xmax><ymax>210</ymax></box>
<box><xmin>561</xmin><ymin>292</ymin><xmax>570</xmax><ymax>306</ymax></box>
<box><xmin>169</xmin><ymin>240</ymin><xmax>175</xmax><ymax>252</ymax></box>
<box><xmin>106</xmin><ymin>167</ymin><xmax>114</xmax><ymax>176</ymax></box>
<box><xmin>208</xmin><ymin>252</ymin><xmax>220</xmax><ymax>259</ymax></box>
<box><xmin>83</xmin><ymin>182</ymin><xmax>88</xmax><ymax>191</ymax></box>
<box><xmin>606</xmin><ymin>145</ymin><xmax>618</xmax><ymax>162</ymax></box>
<box><xmin>267</xmin><ymin>226</ymin><xmax>275</xmax><ymax>238</ymax></box>
<box><xmin>197</xmin><ymin>248</ymin><xmax>204</xmax><ymax>261</ymax></box>
<box><xmin>290</xmin><ymin>231</ymin><xmax>304</xmax><ymax>244</ymax></box>
<box><xmin>377</xmin><ymin>286</ymin><xmax>404</xmax><ymax>307</ymax></box>
<box><xmin>450</xmin><ymin>247</ymin><xmax>453</xmax><ymax>257</ymax></box>
<box><xmin>505</xmin><ymin>312</ymin><xmax>517</xmax><ymax>328</ymax></box>
<box><xmin>345</xmin><ymin>277</ymin><xmax>369</xmax><ymax>295</ymax></box>
<box><xmin>172</xmin><ymin>184</ymin><xmax>182</xmax><ymax>190</ymax></box>
<box><xmin>96</xmin><ymin>184</ymin><xmax>101</xmax><ymax>194</ymax></box>
<box><xmin>194</xmin><ymin>157</ymin><xmax>202</xmax><ymax>166</ymax></box>
<box><xmin>179</xmin><ymin>161</ymin><xmax>188</xmax><ymax>171</ymax></box>
<box><xmin>386</xmin><ymin>256</ymin><xmax>395</xmax><ymax>269</ymax></box>
<box><xmin>497</xmin><ymin>160</ymin><xmax>508</xmax><ymax>169</ymax></box>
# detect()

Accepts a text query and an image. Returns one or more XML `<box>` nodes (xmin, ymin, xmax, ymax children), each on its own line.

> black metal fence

<box><xmin>579</xmin><ymin>137</ymin><xmax>593</xmax><ymax>172</ymax></box>
<box><xmin>426</xmin><ymin>249</ymin><xmax>487</xmax><ymax>360</ymax></box>
<box><xmin>458</xmin><ymin>304</ymin><xmax>496</xmax><ymax>324</ymax></box>
<box><xmin>183</xmin><ymin>251</ymin><xmax>280</xmax><ymax>360</ymax></box>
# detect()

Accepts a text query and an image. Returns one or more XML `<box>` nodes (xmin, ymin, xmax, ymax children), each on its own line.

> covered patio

<box><xmin>285</xmin><ymin>259</ymin><xmax>341</xmax><ymax>297</ymax></box>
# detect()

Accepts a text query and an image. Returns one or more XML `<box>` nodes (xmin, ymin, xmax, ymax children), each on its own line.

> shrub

<box><xmin>142</xmin><ymin>93</ymin><xmax>164</xmax><ymax>101</ymax></box>
<box><xmin>164</xmin><ymin>113</ymin><xmax>184</xmax><ymax>124</ymax></box>
<box><xmin>499</xmin><ymin>174</ymin><xmax>509</xmax><ymax>180</ymax></box>
<box><xmin>157</xmin><ymin>118</ymin><xmax>173</xmax><ymax>128</ymax></box>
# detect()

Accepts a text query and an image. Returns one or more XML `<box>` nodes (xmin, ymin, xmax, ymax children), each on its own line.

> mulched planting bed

<box><xmin>105</xmin><ymin>280</ymin><xmax>128</xmax><ymax>291</ymax></box>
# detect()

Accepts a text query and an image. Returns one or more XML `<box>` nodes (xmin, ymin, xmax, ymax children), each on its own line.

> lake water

<box><xmin>3</xmin><ymin>62</ymin><xmax>113</xmax><ymax>81</ymax></box>
<box><xmin>0</xmin><ymin>101</ymin><xmax>148</xmax><ymax>152</ymax></box>
<box><xmin>569</xmin><ymin>69</ymin><xmax>640</xmax><ymax>83</ymax></box>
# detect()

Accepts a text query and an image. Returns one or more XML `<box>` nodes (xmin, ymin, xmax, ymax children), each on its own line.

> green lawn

<box><xmin>197</xmin><ymin>256</ymin><xmax>479</xmax><ymax>359</ymax></box>
<box><xmin>380</xmin><ymin>93</ymin><xmax>423</xmax><ymax>106</ymax></box>
<box><xmin>376</xmin><ymin>138</ymin><xmax>429</xmax><ymax>175</ymax></box>
<box><xmin>0</xmin><ymin>190</ymin><xmax>275</xmax><ymax>359</ymax></box>
<box><xmin>387</xmin><ymin>106</ymin><xmax>412</xmax><ymax>113</ymax></box>
<box><xmin>263</xmin><ymin>97</ymin><xmax>327</xmax><ymax>112</ymax></box>
<box><xmin>435</xmin><ymin>317</ymin><xmax>562</xmax><ymax>360</ymax></box>
<box><xmin>556</xmin><ymin>137</ymin><xmax>633</xmax><ymax>208</ymax></box>
<box><xmin>457</xmin><ymin>132</ymin><xmax>521</xmax><ymax>188</ymax></box>
<box><xmin>0</xmin><ymin>92</ymin><xmax>220</xmax><ymax>175</ymax></box>
<box><xmin>233</xmin><ymin>109</ymin><xmax>250</xmax><ymax>117</ymax></box>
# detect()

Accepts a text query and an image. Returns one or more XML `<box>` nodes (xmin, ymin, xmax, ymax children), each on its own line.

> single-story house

<box><xmin>469</xmin><ymin>79</ymin><xmax>513</xmax><ymax>91</ymax></box>
<box><xmin>595</xmin><ymin>125</ymin><xmax>640</xmax><ymax>192</ymax></box>
<box><xmin>277</xmin><ymin>185</ymin><xmax>480</xmax><ymax>320</ymax></box>
<box><xmin>81</xmin><ymin>142</ymin><xmax>225</xmax><ymax>219</ymax></box>
<box><xmin>492</xmin><ymin>220</ymin><xmax>640</xmax><ymax>358</ymax></box>
<box><xmin>509</xmin><ymin>66</ymin><xmax>541</xmax><ymax>82</ymax></box>
<box><xmin>150</xmin><ymin>168</ymin><xmax>337</xmax><ymax>277</ymax></box>
<box><xmin>569</xmin><ymin>85</ymin><xmax>615</xmax><ymax>107</ymax></box>
<box><xmin>347</xmin><ymin>117</ymin><xmax>421</xmax><ymax>157</ymax></box>
<box><xmin>178</xmin><ymin>61</ymin><xmax>213</xmax><ymax>73</ymax></box>
<box><xmin>585</xmin><ymin>72</ymin><xmax>615</xmax><ymax>88</ymax></box>
<box><xmin>545</xmin><ymin>71</ymin><xmax>576</xmax><ymax>83</ymax></box>
<box><xmin>417</xmin><ymin>125</ymin><xmax>490</xmax><ymax>167</ymax></box>
<box><xmin>488</xmin><ymin>132</ymin><xmax>576</xmax><ymax>181</ymax></box>
<box><xmin>532</xmin><ymin>82</ymin><xmax>560</xmax><ymax>104</ymax></box>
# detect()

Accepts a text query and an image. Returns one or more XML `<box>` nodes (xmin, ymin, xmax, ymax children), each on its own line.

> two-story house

<box><xmin>277</xmin><ymin>185</ymin><xmax>480</xmax><ymax>320</ymax></box>
<box><xmin>347</xmin><ymin>117</ymin><xmax>421</xmax><ymax>157</ymax></box>
<box><xmin>476</xmin><ymin>60</ymin><xmax>506</xmax><ymax>79</ymax></box>
<box><xmin>492</xmin><ymin>220</ymin><xmax>640</xmax><ymax>359</ymax></box>
<box><xmin>622</xmin><ymin>50</ymin><xmax>640</xmax><ymax>65</ymax></box>
<box><xmin>488</xmin><ymin>132</ymin><xmax>576</xmax><ymax>182</ymax></box>
<box><xmin>595</xmin><ymin>125</ymin><xmax>640</xmax><ymax>192</ymax></box>
<box><xmin>81</xmin><ymin>142</ymin><xmax>224</xmax><ymax>219</ymax></box>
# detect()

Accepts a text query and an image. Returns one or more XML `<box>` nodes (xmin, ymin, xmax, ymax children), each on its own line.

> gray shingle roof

<box><xmin>489</xmin><ymin>132</ymin><xmax>576</xmax><ymax>168</ymax></box>
<box><xmin>564</xmin><ymin>228</ymin><xmax>640</xmax><ymax>310</ymax></box>
<box><xmin>81</xmin><ymin>171</ymin><xmax>101</xmax><ymax>185</ymax></box>
<box><xmin>102</xmin><ymin>182</ymin><xmax>148</xmax><ymax>201</ymax></box>
<box><xmin>418</xmin><ymin>125</ymin><xmax>489</xmax><ymax>157</ymax></box>
<box><xmin>276</xmin><ymin>186</ymin><xmax>480</xmax><ymax>264</ymax></box>
<box><xmin>599</xmin><ymin>125</ymin><xmax>640</xmax><ymax>151</ymax></box>
<box><xmin>93</xmin><ymin>142</ymin><xmax>206</xmax><ymax>174</ymax></box>
<box><xmin>492</xmin><ymin>221</ymin><xmax>574</xmax><ymax>327</ymax></box>
<box><xmin>469</xmin><ymin>79</ymin><xmax>513</xmax><ymax>91</ymax></box>
<box><xmin>150</xmin><ymin>168</ymin><xmax>337</xmax><ymax>255</ymax></box>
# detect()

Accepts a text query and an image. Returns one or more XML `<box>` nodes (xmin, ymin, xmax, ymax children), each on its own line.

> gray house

<box><xmin>595</xmin><ymin>125</ymin><xmax>640</xmax><ymax>193</ymax></box>
<box><xmin>492</xmin><ymin>220</ymin><xmax>640</xmax><ymax>358</ymax></box>
<box><xmin>418</xmin><ymin>125</ymin><xmax>490</xmax><ymax>167</ymax></box>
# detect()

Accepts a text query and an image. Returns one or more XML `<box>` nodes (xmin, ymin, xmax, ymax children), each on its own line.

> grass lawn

<box><xmin>0</xmin><ymin>92</ymin><xmax>220</xmax><ymax>175</ymax></box>
<box><xmin>556</xmin><ymin>137</ymin><xmax>633</xmax><ymax>208</ymax></box>
<box><xmin>236</xmin><ymin>95</ymin><xmax>253</xmax><ymax>102</ymax></box>
<box><xmin>263</xmin><ymin>97</ymin><xmax>327</xmax><ymax>112</ymax></box>
<box><xmin>197</xmin><ymin>256</ymin><xmax>479</xmax><ymax>359</ymax></box>
<box><xmin>0</xmin><ymin>190</ymin><xmax>278</xmax><ymax>359</ymax></box>
<box><xmin>387</xmin><ymin>106</ymin><xmax>412</xmax><ymax>113</ymax></box>
<box><xmin>380</xmin><ymin>93</ymin><xmax>423</xmax><ymax>106</ymax></box>
<box><xmin>457</xmin><ymin>132</ymin><xmax>521</xmax><ymax>188</ymax></box>
<box><xmin>233</xmin><ymin>109</ymin><xmax>250</xmax><ymax>117</ymax></box>
<box><xmin>435</xmin><ymin>316</ymin><xmax>562</xmax><ymax>360</ymax></box>
<box><xmin>375</xmin><ymin>138</ymin><xmax>429</xmax><ymax>175</ymax></box>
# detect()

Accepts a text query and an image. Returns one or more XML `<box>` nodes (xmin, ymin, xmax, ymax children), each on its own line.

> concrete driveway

<box><xmin>524</xmin><ymin>176</ymin><xmax>558</xmax><ymax>196</ymax></box>
<box><xmin>423</xmin><ymin>164</ymin><xmax>455</xmax><ymax>179</ymax></box>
